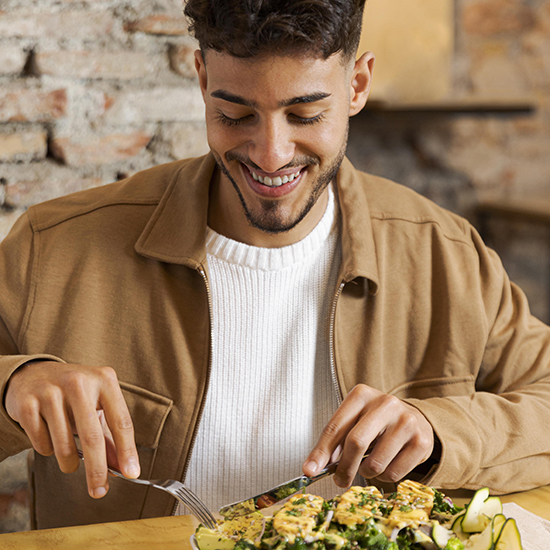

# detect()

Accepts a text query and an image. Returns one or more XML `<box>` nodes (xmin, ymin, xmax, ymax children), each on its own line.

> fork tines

<box><xmin>176</xmin><ymin>488</ymin><xmax>217</xmax><ymax>529</ymax></box>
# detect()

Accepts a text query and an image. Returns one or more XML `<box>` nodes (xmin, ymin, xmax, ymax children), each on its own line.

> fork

<box><xmin>76</xmin><ymin>448</ymin><xmax>217</xmax><ymax>529</ymax></box>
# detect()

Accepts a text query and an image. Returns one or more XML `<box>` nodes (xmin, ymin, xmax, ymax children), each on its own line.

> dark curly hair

<box><xmin>183</xmin><ymin>0</ymin><xmax>367</xmax><ymax>61</ymax></box>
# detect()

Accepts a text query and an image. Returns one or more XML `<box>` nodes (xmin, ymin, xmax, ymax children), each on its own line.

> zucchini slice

<box><xmin>494</xmin><ymin>518</ymin><xmax>523</xmax><ymax>550</ymax></box>
<box><xmin>451</xmin><ymin>513</ymin><xmax>468</xmax><ymax>542</ymax></box>
<box><xmin>431</xmin><ymin>522</ymin><xmax>453</xmax><ymax>548</ymax></box>
<box><xmin>462</xmin><ymin>488</ymin><xmax>502</xmax><ymax>533</ymax></box>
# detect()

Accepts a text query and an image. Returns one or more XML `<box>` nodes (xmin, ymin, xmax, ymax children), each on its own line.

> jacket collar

<box><xmin>136</xmin><ymin>153</ymin><xmax>379</xmax><ymax>293</ymax></box>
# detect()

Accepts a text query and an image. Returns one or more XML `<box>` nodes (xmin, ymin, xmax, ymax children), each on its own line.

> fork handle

<box><xmin>76</xmin><ymin>448</ymin><xmax>152</xmax><ymax>487</ymax></box>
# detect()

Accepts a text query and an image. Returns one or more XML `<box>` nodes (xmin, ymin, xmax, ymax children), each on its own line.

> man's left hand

<box><xmin>303</xmin><ymin>384</ymin><xmax>434</xmax><ymax>487</ymax></box>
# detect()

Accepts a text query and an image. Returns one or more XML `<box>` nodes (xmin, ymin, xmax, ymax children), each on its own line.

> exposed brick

<box><xmin>463</xmin><ymin>0</ymin><xmax>536</xmax><ymax>36</ymax></box>
<box><xmin>0</xmin><ymin>132</ymin><xmax>48</xmax><ymax>163</ymax></box>
<box><xmin>50</xmin><ymin>131</ymin><xmax>152</xmax><ymax>166</ymax></box>
<box><xmin>169</xmin><ymin>43</ymin><xmax>197</xmax><ymax>78</ymax></box>
<box><xmin>35</xmin><ymin>51</ymin><xmax>162</xmax><ymax>80</ymax></box>
<box><xmin>6</xmin><ymin>177</ymin><xmax>103</xmax><ymax>208</ymax></box>
<box><xmin>0</xmin><ymin>11</ymin><xmax>114</xmax><ymax>40</ymax></box>
<box><xmin>105</xmin><ymin>87</ymin><xmax>204</xmax><ymax>124</ymax></box>
<box><xmin>0</xmin><ymin>89</ymin><xmax>67</xmax><ymax>122</ymax></box>
<box><xmin>167</xmin><ymin>122</ymin><xmax>209</xmax><ymax>160</ymax></box>
<box><xmin>0</xmin><ymin>209</ymin><xmax>26</xmax><ymax>243</ymax></box>
<box><xmin>0</xmin><ymin>45</ymin><xmax>27</xmax><ymax>75</ymax></box>
<box><xmin>124</xmin><ymin>14</ymin><xmax>189</xmax><ymax>36</ymax></box>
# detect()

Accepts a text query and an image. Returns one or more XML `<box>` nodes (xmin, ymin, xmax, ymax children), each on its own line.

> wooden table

<box><xmin>1</xmin><ymin>486</ymin><xmax>549</xmax><ymax>549</ymax></box>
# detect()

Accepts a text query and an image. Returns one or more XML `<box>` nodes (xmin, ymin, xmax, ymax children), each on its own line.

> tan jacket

<box><xmin>1</xmin><ymin>154</ymin><xmax>550</xmax><ymax>530</ymax></box>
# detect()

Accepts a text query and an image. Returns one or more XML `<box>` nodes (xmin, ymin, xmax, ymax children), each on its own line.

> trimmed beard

<box><xmin>213</xmin><ymin>124</ymin><xmax>348</xmax><ymax>234</ymax></box>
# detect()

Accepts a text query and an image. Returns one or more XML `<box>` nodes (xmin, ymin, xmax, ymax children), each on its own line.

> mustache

<box><xmin>225</xmin><ymin>151</ymin><xmax>320</xmax><ymax>172</ymax></box>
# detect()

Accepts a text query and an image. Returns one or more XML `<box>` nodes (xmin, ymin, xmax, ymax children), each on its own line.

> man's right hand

<box><xmin>4</xmin><ymin>361</ymin><xmax>140</xmax><ymax>499</ymax></box>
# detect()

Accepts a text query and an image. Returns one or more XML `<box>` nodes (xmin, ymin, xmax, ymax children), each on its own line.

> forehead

<box><xmin>203</xmin><ymin>50</ymin><xmax>349</xmax><ymax>104</ymax></box>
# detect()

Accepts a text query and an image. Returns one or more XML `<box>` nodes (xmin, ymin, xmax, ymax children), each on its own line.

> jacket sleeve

<box><xmin>0</xmin><ymin>212</ymin><xmax>64</xmax><ymax>462</ymax></box>
<box><xmin>407</xmin><ymin>226</ymin><xmax>550</xmax><ymax>494</ymax></box>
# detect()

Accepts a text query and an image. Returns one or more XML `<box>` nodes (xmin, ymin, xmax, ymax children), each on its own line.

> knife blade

<box><xmin>219</xmin><ymin>449</ymin><xmax>373</xmax><ymax>519</ymax></box>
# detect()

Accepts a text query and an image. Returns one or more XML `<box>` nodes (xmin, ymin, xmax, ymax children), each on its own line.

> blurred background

<box><xmin>1</xmin><ymin>0</ymin><xmax>549</xmax><ymax>533</ymax></box>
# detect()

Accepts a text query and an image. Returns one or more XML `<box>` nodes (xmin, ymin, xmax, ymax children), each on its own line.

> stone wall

<box><xmin>1</xmin><ymin>0</ymin><xmax>550</xmax><ymax>533</ymax></box>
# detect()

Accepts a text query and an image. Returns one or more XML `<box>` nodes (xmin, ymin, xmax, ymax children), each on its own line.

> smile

<box><xmin>250</xmin><ymin>169</ymin><xmax>303</xmax><ymax>187</ymax></box>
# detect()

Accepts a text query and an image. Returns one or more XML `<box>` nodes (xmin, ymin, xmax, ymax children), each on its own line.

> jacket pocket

<box><xmin>389</xmin><ymin>375</ymin><xmax>476</xmax><ymax>400</ymax></box>
<box><xmin>120</xmin><ymin>381</ymin><xmax>173</xmax><ymax>479</ymax></box>
<box><xmin>30</xmin><ymin>383</ymin><xmax>173</xmax><ymax>530</ymax></box>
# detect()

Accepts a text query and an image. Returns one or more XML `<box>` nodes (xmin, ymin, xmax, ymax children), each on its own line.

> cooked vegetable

<box><xmin>194</xmin><ymin>482</ymin><xmax>523</xmax><ymax>550</ymax></box>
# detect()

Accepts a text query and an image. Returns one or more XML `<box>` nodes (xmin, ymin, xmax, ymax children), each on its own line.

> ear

<box><xmin>349</xmin><ymin>51</ymin><xmax>375</xmax><ymax>116</ymax></box>
<box><xmin>195</xmin><ymin>50</ymin><xmax>208</xmax><ymax>100</ymax></box>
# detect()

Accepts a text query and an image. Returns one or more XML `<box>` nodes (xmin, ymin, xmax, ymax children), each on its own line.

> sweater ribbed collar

<box><xmin>205</xmin><ymin>185</ymin><xmax>338</xmax><ymax>271</ymax></box>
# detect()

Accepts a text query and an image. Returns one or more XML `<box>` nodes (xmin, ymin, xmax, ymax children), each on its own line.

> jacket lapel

<box><xmin>135</xmin><ymin>154</ymin><xmax>217</xmax><ymax>268</ymax></box>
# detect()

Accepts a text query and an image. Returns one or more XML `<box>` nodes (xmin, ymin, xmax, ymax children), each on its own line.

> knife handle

<box><xmin>309</xmin><ymin>446</ymin><xmax>374</xmax><ymax>483</ymax></box>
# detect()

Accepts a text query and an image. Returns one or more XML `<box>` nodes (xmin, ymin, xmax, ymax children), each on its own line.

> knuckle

<box><xmin>399</xmin><ymin>411</ymin><xmax>417</xmax><ymax>430</ymax></box>
<box><xmin>351</xmin><ymin>384</ymin><xmax>370</xmax><ymax>399</ymax></box>
<box><xmin>383</xmin><ymin>469</ymin><xmax>402</xmax><ymax>483</ymax></box>
<box><xmin>321</xmin><ymin>421</ymin><xmax>341</xmax><ymax>439</ymax></box>
<box><xmin>16</xmin><ymin>398</ymin><xmax>38</xmax><ymax>424</ymax></box>
<box><xmin>80</xmin><ymin>431</ymin><xmax>104</xmax><ymax>449</ymax></box>
<box><xmin>346</xmin><ymin>434</ymin><xmax>368</xmax><ymax>454</ymax></box>
<box><xmin>87</xmin><ymin>467</ymin><xmax>107</xmax><ymax>484</ymax></box>
<box><xmin>363</xmin><ymin>456</ymin><xmax>385</xmax><ymax>476</ymax></box>
<box><xmin>98</xmin><ymin>366</ymin><xmax>118</xmax><ymax>384</ymax></box>
<box><xmin>115</xmin><ymin>415</ymin><xmax>134</xmax><ymax>433</ymax></box>
<box><xmin>34</xmin><ymin>441</ymin><xmax>55</xmax><ymax>457</ymax></box>
<box><xmin>63</xmin><ymin>371</ymin><xmax>87</xmax><ymax>393</ymax></box>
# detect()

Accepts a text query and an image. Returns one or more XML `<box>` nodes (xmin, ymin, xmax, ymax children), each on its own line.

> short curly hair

<box><xmin>183</xmin><ymin>0</ymin><xmax>367</xmax><ymax>61</ymax></box>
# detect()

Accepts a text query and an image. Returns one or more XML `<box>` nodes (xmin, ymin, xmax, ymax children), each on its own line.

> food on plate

<box><xmin>193</xmin><ymin>480</ymin><xmax>523</xmax><ymax>550</ymax></box>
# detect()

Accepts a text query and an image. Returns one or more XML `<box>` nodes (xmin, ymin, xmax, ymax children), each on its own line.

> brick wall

<box><xmin>0</xmin><ymin>0</ymin><xmax>209</xmax><ymax>245</ymax></box>
<box><xmin>1</xmin><ymin>0</ymin><xmax>550</xmax><ymax>533</ymax></box>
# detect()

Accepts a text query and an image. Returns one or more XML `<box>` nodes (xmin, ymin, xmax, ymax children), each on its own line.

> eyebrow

<box><xmin>210</xmin><ymin>90</ymin><xmax>331</xmax><ymax>108</ymax></box>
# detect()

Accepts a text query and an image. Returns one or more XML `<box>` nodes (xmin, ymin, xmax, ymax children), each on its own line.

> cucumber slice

<box><xmin>494</xmin><ymin>518</ymin><xmax>523</xmax><ymax>550</ymax></box>
<box><xmin>462</xmin><ymin>488</ymin><xmax>502</xmax><ymax>533</ymax></box>
<box><xmin>432</xmin><ymin>522</ymin><xmax>453</xmax><ymax>548</ymax></box>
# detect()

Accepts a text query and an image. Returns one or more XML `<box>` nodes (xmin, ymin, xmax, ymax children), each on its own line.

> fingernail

<box><xmin>93</xmin><ymin>486</ymin><xmax>107</xmax><ymax>498</ymax></box>
<box><xmin>127</xmin><ymin>460</ymin><xmax>140</xmax><ymax>478</ymax></box>
<box><xmin>304</xmin><ymin>460</ymin><xmax>318</xmax><ymax>475</ymax></box>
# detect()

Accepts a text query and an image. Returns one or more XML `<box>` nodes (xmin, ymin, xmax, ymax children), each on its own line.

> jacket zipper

<box><xmin>329</xmin><ymin>281</ymin><xmax>345</xmax><ymax>407</ymax></box>
<box><xmin>171</xmin><ymin>273</ymin><xmax>344</xmax><ymax>515</ymax></box>
<box><xmin>171</xmin><ymin>264</ymin><xmax>214</xmax><ymax>516</ymax></box>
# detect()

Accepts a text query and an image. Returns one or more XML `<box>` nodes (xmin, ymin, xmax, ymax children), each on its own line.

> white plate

<box><xmin>190</xmin><ymin>534</ymin><xmax>200</xmax><ymax>550</ymax></box>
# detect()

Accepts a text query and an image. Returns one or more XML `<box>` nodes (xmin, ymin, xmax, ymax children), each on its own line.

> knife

<box><xmin>219</xmin><ymin>449</ymin><xmax>373</xmax><ymax>519</ymax></box>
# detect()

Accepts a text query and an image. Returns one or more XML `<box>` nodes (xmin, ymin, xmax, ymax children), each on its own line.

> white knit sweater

<box><xmin>180</xmin><ymin>187</ymin><xmax>343</xmax><ymax>514</ymax></box>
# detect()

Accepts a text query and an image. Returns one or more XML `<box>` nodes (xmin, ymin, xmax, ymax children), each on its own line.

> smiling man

<box><xmin>1</xmin><ymin>0</ymin><xmax>550</xmax><ymax>530</ymax></box>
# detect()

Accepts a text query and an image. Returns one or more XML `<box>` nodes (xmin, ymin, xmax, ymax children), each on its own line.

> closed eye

<box><xmin>216</xmin><ymin>111</ymin><xmax>252</xmax><ymax>126</ymax></box>
<box><xmin>290</xmin><ymin>113</ymin><xmax>325</xmax><ymax>125</ymax></box>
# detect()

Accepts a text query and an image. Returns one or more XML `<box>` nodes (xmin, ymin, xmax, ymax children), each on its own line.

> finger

<box><xmin>42</xmin><ymin>393</ymin><xmax>80</xmax><ymax>474</ymax></box>
<box><xmin>374</xmin><ymin>442</ymin><xmax>430</xmax><ymax>483</ymax></box>
<box><xmin>304</xmin><ymin>386</ymin><xmax>373</xmax><ymax>476</ymax></box>
<box><xmin>70</xmin><ymin>394</ymin><xmax>109</xmax><ymax>499</ymax></box>
<box><xmin>332</xmin><ymin>415</ymin><xmax>386</xmax><ymax>488</ymax></box>
<box><xmin>357</xmin><ymin>425</ymin><xmax>410</xmax><ymax>481</ymax></box>
<box><xmin>98</xmin><ymin>368</ymin><xmax>140</xmax><ymax>479</ymax></box>
<box><xmin>17</xmin><ymin>398</ymin><xmax>55</xmax><ymax>457</ymax></box>
<box><xmin>98</xmin><ymin>410</ymin><xmax>120</xmax><ymax>471</ymax></box>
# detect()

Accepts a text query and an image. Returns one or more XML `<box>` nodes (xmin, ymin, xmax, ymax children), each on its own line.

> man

<box><xmin>1</xmin><ymin>0</ymin><xmax>550</xmax><ymax>530</ymax></box>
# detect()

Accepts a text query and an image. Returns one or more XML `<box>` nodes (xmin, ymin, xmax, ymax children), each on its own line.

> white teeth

<box><xmin>250</xmin><ymin>169</ymin><xmax>301</xmax><ymax>187</ymax></box>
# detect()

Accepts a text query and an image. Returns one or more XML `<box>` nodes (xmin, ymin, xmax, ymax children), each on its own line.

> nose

<box><xmin>247</xmin><ymin>116</ymin><xmax>296</xmax><ymax>174</ymax></box>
